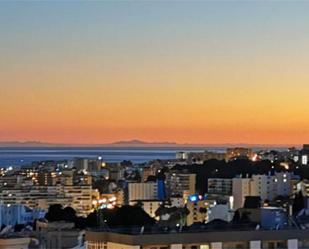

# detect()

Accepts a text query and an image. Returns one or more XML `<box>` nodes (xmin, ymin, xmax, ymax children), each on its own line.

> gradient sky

<box><xmin>1</xmin><ymin>1</ymin><xmax>309</xmax><ymax>145</ymax></box>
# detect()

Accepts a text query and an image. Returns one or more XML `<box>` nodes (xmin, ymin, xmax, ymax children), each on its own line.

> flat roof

<box><xmin>86</xmin><ymin>229</ymin><xmax>309</xmax><ymax>245</ymax></box>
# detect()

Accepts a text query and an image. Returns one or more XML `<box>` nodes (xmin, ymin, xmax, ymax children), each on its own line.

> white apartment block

<box><xmin>232</xmin><ymin>178</ymin><xmax>251</xmax><ymax>210</ymax></box>
<box><xmin>232</xmin><ymin>172</ymin><xmax>292</xmax><ymax>210</ymax></box>
<box><xmin>128</xmin><ymin>182</ymin><xmax>158</xmax><ymax>204</ymax></box>
<box><xmin>0</xmin><ymin>184</ymin><xmax>93</xmax><ymax>216</ymax></box>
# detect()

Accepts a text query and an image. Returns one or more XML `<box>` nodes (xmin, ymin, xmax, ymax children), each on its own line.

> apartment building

<box><xmin>0</xmin><ymin>184</ymin><xmax>93</xmax><ymax>216</ymax></box>
<box><xmin>128</xmin><ymin>182</ymin><xmax>158</xmax><ymax>205</ymax></box>
<box><xmin>85</xmin><ymin>229</ymin><xmax>303</xmax><ymax>249</ymax></box>
<box><xmin>165</xmin><ymin>173</ymin><xmax>196</xmax><ymax>198</ymax></box>
<box><xmin>232</xmin><ymin>173</ymin><xmax>293</xmax><ymax>210</ymax></box>
<box><xmin>207</xmin><ymin>178</ymin><xmax>232</xmax><ymax>195</ymax></box>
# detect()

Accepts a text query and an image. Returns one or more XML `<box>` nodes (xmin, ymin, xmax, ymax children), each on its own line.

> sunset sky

<box><xmin>1</xmin><ymin>1</ymin><xmax>309</xmax><ymax>145</ymax></box>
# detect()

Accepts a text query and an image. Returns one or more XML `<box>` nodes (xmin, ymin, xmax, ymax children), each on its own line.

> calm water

<box><xmin>0</xmin><ymin>146</ymin><xmax>286</xmax><ymax>167</ymax></box>
<box><xmin>0</xmin><ymin>147</ymin><xmax>210</xmax><ymax>167</ymax></box>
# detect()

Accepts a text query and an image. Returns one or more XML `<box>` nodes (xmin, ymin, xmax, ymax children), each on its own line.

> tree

<box><xmin>14</xmin><ymin>224</ymin><xmax>25</xmax><ymax>232</ymax></box>
<box><xmin>93</xmin><ymin>179</ymin><xmax>112</xmax><ymax>194</ymax></box>
<box><xmin>45</xmin><ymin>205</ymin><xmax>77</xmax><ymax>223</ymax></box>
<box><xmin>121</xmin><ymin>160</ymin><xmax>133</xmax><ymax>167</ymax></box>
<box><xmin>134</xmin><ymin>200</ymin><xmax>144</xmax><ymax>208</ymax></box>
<box><xmin>240</xmin><ymin>211</ymin><xmax>251</xmax><ymax>223</ymax></box>
<box><xmin>146</xmin><ymin>175</ymin><xmax>157</xmax><ymax>182</ymax></box>
<box><xmin>63</xmin><ymin>207</ymin><xmax>77</xmax><ymax>222</ymax></box>
<box><xmin>155</xmin><ymin>205</ymin><xmax>189</xmax><ymax>229</ymax></box>
<box><xmin>45</xmin><ymin>205</ymin><xmax>89</xmax><ymax>229</ymax></box>
<box><xmin>232</xmin><ymin>210</ymin><xmax>241</xmax><ymax>223</ymax></box>
<box><xmin>86</xmin><ymin>205</ymin><xmax>155</xmax><ymax>228</ymax></box>
<box><xmin>293</xmin><ymin>191</ymin><xmax>305</xmax><ymax>215</ymax></box>
<box><xmin>244</xmin><ymin>196</ymin><xmax>261</xmax><ymax>209</ymax></box>
<box><xmin>107</xmin><ymin>205</ymin><xmax>155</xmax><ymax>226</ymax></box>
<box><xmin>45</xmin><ymin>204</ymin><xmax>65</xmax><ymax>221</ymax></box>
<box><xmin>75</xmin><ymin>216</ymin><xmax>88</xmax><ymax>229</ymax></box>
<box><xmin>157</xmin><ymin>167</ymin><xmax>168</xmax><ymax>181</ymax></box>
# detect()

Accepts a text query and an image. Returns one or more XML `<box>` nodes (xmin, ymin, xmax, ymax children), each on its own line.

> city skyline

<box><xmin>2</xmin><ymin>1</ymin><xmax>309</xmax><ymax>145</ymax></box>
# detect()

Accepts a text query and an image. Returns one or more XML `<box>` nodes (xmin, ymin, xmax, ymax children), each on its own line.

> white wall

<box><xmin>107</xmin><ymin>242</ymin><xmax>140</xmax><ymax>249</ymax></box>
<box><xmin>128</xmin><ymin>182</ymin><xmax>157</xmax><ymax>203</ymax></box>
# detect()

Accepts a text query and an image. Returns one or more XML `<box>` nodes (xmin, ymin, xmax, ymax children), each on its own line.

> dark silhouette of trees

<box><xmin>155</xmin><ymin>205</ymin><xmax>189</xmax><ymax>228</ymax></box>
<box><xmin>232</xmin><ymin>210</ymin><xmax>241</xmax><ymax>223</ymax></box>
<box><xmin>63</xmin><ymin>207</ymin><xmax>77</xmax><ymax>222</ymax></box>
<box><xmin>45</xmin><ymin>204</ymin><xmax>154</xmax><ymax>229</ymax></box>
<box><xmin>298</xmin><ymin>167</ymin><xmax>309</xmax><ymax>180</ymax></box>
<box><xmin>293</xmin><ymin>191</ymin><xmax>305</xmax><ymax>215</ymax></box>
<box><xmin>134</xmin><ymin>200</ymin><xmax>144</xmax><ymax>208</ymax></box>
<box><xmin>96</xmin><ymin>205</ymin><xmax>155</xmax><ymax>227</ymax></box>
<box><xmin>45</xmin><ymin>204</ymin><xmax>67</xmax><ymax>221</ymax></box>
<box><xmin>205</xmin><ymin>219</ymin><xmax>228</xmax><ymax>229</ymax></box>
<box><xmin>146</xmin><ymin>175</ymin><xmax>157</xmax><ymax>182</ymax></box>
<box><xmin>45</xmin><ymin>204</ymin><xmax>78</xmax><ymax>224</ymax></box>
<box><xmin>240</xmin><ymin>211</ymin><xmax>251</xmax><ymax>223</ymax></box>
<box><xmin>93</xmin><ymin>179</ymin><xmax>113</xmax><ymax>194</ymax></box>
<box><xmin>14</xmin><ymin>224</ymin><xmax>25</xmax><ymax>232</ymax></box>
<box><xmin>125</xmin><ymin>170</ymin><xmax>141</xmax><ymax>181</ymax></box>
<box><xmin>244</xmin><ymin>196</ymin><xmax>261</xmax><ymax>209</ymax></box>
<box><xmin>120</xmin><ymin>160</ymin><xmax>133</xmax><ymax>167</ymax></box>
<box><xmin>157</xmin><ymin>166</ymin><xmax>168</xmax><ymax>180</ymax></box>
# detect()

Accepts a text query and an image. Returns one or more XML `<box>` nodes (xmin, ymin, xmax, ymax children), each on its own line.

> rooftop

<box><xmin>85</xmin><ymin>228</ymin><xmax>309</xmax><ymax>245</ymax></box>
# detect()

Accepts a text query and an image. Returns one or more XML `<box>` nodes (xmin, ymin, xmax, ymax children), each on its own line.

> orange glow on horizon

<box><xmin>2</xmin><ymin>68</ymin><xmax>309</xmax><ymax>145</ymax></box>
<box><xmin>2</xmin><ymin>2</ymin><xmax>309</xmax><ymax>145</ymax></box>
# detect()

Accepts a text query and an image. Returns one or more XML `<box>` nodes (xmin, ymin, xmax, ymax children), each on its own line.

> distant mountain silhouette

<box><xmin>0</xmin><ymin>140</ymin><xmax>179</xmax><ymax>148</ymax></box>
<box><xmin>0</xmin><ymin>140</ymin><xmax>295</xmax><ymax>148</ymax></box>
<box><xmin>0</xmin><ymin>141</ymin><xmax>57</xmax><ymax>147</ymax></box>
<box><xmin>109</xmin><ymin>139</ymin><xmax>178</xmax><ymax>146</ymax></box>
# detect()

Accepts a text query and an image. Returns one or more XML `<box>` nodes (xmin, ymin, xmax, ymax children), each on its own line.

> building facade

<box><xmin>85</xmin><ymin>229</ymin><xmax>304</xmax><ymax>249</ymax></box>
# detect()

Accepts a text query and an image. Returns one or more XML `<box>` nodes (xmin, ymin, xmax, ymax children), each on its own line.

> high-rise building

<box><xmin>165</xmin><ymin>173</ymin><xmax>196</xmax><ymax>198</ymax></box>
<box><xmin>37</xmin><ymin>172</ymin><xmax>55</xmax><ymax>186</ymax></box>
<box><xmin>300</xmin><ymin>145</ymin><xmax>309</xmax><ymax>166</ymax></box>
<box><xmin>232</xmin><ymin>178</ymin><xmax>251</xmax><ymax>210</ymax></box>
<box><xmin>128</xmin><ymin>182</ymin><xmax>158</xmax><ymax>204</ymax></box>
<box><xmin>232</xmin><ymin>172</ymin><xmax>293</xmax><ymax>210</ymax></box>
<box><xmin>107</xmin><ymin>163</ymin><xmax>125</xmax><ymax>182</ymax></box>
<box><xmin>74</xmin><ymin>158</ymin><xmax>102</xmax><ymax>172</ymax></box>
<box><xmin>208</xmin><ymin>178</ymin><xmax>232</xmax><ymax>195</ymax></box>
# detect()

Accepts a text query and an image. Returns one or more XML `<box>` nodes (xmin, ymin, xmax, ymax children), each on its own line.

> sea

<box><xmin>0</xmin><ymin>147</ymin><xmax>211</xmax><ymax>167</ymax></box>
<box><xmin>0</xmin><ymin>146</ymin><xmax>289</xmax><ymax>168</ymax></box>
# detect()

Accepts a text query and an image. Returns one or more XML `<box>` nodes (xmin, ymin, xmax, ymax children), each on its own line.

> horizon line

<box><xmin>0</xmin><ymin>140</ymin><xmax>303</xmax><ymax>148</ymax></box>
